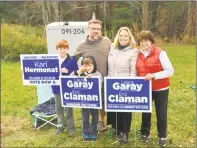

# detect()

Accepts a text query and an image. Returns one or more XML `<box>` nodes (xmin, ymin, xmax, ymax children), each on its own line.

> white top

<box><xmin>140</xmin><ymin>48</ymin><xmax>174</xmax><ymax>91</ymax></box>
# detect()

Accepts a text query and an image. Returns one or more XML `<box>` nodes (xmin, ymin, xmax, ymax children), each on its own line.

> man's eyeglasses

<box><xmin>89</xmin><ymin>28</ymin><xmax>102</xmax><ymax>31</ymax></box>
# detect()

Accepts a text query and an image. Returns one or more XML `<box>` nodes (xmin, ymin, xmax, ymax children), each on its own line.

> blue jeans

<box><xmin>82</xmin><ymin>108</ymin><xmax>98</xmax><ymax>134</ymax></box>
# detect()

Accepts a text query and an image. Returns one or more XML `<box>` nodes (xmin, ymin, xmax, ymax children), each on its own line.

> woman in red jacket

<box><xmin>136</xmin><ymin>30</ymin><xmax>174</xmax><ymax>147</ymax></box>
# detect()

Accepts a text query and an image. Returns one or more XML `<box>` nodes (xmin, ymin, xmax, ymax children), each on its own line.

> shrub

<box><xmin>182</xmin><ymin>35</ymin><xmax>196</xmax><ymax>44</ymax></box>
<box><xmin>1</xmin><ymin>24</ymin><xmax>47</xmax><ymax>61</ymax></box>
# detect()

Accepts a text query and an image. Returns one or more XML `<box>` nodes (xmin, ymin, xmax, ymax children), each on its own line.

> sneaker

<box><xmin>119</xmin><ymin>133</ymin><xmax>128</xmax><ymax>144</ymax></box>
<box><xmin>140</xmin><ymin>135</ymin><xmax>149</xmax><ymax>143</ymax></box>
<box><xmin>158</xmin><ymin>137</ymin><xmax>167</xmax><ymax>147</ymax></box>
<box><xmin>112</xmin><ymin>130</ymin><xmax>122</xmax><ymax>140</ymax></box>
<box><xmin>98</xmin><ymin>121</ymin><xmax>107</xmax><ymax>133</ymax></box>
<box><xmin>91</xmin><ymin>134</ymin><xmax>97</xmax><ymax>141</ymax></box>
<box><xmin>117</xmin><ymin>132</ymin><xmax>123</xmax><ymax>140</ymax></box>
<box><xmin>53</xmin><ymin>127</ymin><xmax>65</xmax><ymax>135</ymax></box>
<box><xmin>82</xmin><ymin>133</ymin><xmax>90</xmax><ymax>142</ymax></box>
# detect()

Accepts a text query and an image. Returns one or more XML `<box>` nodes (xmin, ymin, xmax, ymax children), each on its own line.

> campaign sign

<box><xmin>104</xmin><ymin>77</ymin><xmax>152</xmax><ymax>112</ymax></box>
<box><xmin>20</xmin><ymin>54</ymin><xmax>60</xmax><ymax>85</ymax></box>
<box><xmin>60</xmin><ymin>76</ymin><xmax>102</xmax><ymax>109</ymax></box>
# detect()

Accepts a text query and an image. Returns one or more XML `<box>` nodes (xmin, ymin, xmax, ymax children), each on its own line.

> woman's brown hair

<box><xmin>138</xmin><ymin>30</ymin><xmax>155</xmax><ymax>45</ymax></box>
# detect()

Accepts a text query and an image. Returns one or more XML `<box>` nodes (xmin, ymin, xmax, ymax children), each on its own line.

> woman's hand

<box><xmin>145</xmin><ymin>73</ymin><xmax>155</xmax><ymax>81</ymax></box>
<box><xmin>61</xmin><ymin>67</ymin><xmax>68</xmax><ymax>73</ymax></box>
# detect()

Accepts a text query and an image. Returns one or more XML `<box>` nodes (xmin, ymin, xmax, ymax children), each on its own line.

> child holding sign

<box><xmin>71</xmin><ymin>56</ymin><xmax>102</xmax><ymax>142</ymax></box>
<box><xmin>51</xmin><ymin>39</ymin><xmax>78</xmax><ymax>136</ymax></box>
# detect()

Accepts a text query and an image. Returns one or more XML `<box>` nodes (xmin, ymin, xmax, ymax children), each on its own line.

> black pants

<box><xmin>111</xmin><ymin>112</ymin><xmax>132</xmax><ymax>134</ymax></box>
<box><xmin>141</xmin><ymin>89</ymin><xmax>169</xmax><ymax>138</ymax></box>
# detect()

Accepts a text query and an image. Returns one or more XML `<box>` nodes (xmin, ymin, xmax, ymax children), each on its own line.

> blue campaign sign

<box><xmin>20</xmin><ymin>54</ymin><xmax>60</xmax><ymax>85</ymax></box>
<box><xmin>104</xmin><ymin>77</ymin><xmax>152</xmax><ymax>113</ymax></box>
<box><xmin>60</xmin><ymin>76</ymin><xmax>102</xmax><ymax>109</ymax></box>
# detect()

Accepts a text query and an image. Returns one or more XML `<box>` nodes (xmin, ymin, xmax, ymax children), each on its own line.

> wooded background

<box><xmin>1</xmin><ymin>1</ymin><xmax>196</xmax><ymax>43</ymax></box>
<box><xmin>1</xmin><ymin>2</ymin><xmax>196</xmax><ymax>147</ymax></box>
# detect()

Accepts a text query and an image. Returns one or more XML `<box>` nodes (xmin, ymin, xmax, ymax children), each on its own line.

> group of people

<box><xmin>51</xmin><ymin>18</ymin><xmax>174</xmax><ymax>147</ymax></box>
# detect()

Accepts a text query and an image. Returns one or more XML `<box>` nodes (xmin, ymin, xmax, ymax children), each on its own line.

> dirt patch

<box><xmin>1</xmin><ymin>116</ymin><xmax>31</xmax><ymax>137</ymax></box>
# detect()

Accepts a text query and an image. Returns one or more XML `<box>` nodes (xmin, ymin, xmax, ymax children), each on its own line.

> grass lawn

<box><xmin>1</xmin><ymin>43</ymin><xmax>196</xmax><ymax>147</ymax></box>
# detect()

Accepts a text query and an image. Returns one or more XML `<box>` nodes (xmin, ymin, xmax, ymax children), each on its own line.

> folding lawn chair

<box><xmin>30</xmin><ymin>96</ymin><xmax>59</xmax><ymax>129</ymax></box>
<box><xmin>30</xmin><ymin>86</ymin><xmax>58</xmax><ymax>129</ymax></box>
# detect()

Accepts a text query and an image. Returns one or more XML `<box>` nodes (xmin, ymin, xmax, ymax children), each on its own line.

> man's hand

<box><xmin>144</xmin><ymin>73</ymin><xmax>155</xmax><ymax>81</ymax></box>
<box><xmin>61</xmin><ymin>67</ymin><xmax>68</xmax><ymax>73</ymax></box>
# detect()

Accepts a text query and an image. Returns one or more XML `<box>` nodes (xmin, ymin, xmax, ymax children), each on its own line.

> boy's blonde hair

<box><xmin>113</xmin><ymin>27</ymin><xmax>136</xmax><ymax>48</ymax></box>
<box><xmin>56</xmin><ymin>39</ymin><xmax>69</xmax><ymax>50</ymax></box>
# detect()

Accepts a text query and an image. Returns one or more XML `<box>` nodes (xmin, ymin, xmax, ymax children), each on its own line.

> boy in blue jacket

<box><xmin>51</xmin><ymin>39</ymin><xmax>78</xmax><ymax>136</ymax></box>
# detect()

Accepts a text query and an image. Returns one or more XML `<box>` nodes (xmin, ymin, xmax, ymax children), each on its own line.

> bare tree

<box><xmin>41</xmin><ymin>2</ymin><xmax>46</xmax><ymax>26</ymax></box>
<box><xmin>103</xmin><ymin>1</ymin><xmax>107</xmax><ymax>35</ymax></box>
<box><xmin>127</xmin><ymin>1</ymin><xmax>149</xmax><ymax>30</ymax></box>
<box><xmin>186</xmin><ymin>1</ymin><xmax>196</xmax><ymax>37</ymax></box>
<box><xmin>141</xmin><ymin>1</ymin><xmax>149</xmax><ymax>30</ymax></box>
<box><xmin>51</xmin><ymin>1</ymin><xmax>60</xmax><ymax>22</ymax></box>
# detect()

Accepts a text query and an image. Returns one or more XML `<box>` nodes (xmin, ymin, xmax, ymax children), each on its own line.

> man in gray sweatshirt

<box><xmin>74</xmin><ymin>19</ymin><xmax>111</xmax><ymax>132</ymax></box>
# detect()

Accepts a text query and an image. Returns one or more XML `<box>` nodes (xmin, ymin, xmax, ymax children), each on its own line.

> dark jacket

<box><xmin>51</xmin><ymin>55</ymin><xmax>78</xmax><ymax>94</ymax></box>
